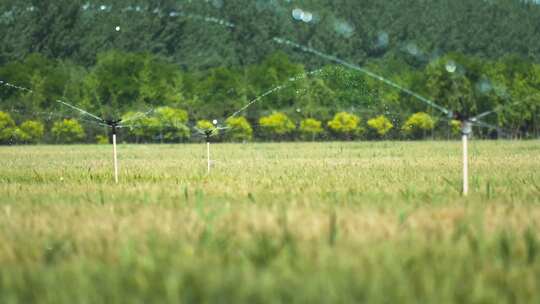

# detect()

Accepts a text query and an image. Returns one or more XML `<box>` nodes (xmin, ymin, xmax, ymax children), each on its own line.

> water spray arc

<box><xmin>273</xmin><ymin>38</ymin><xmax>452</xmax><ymax>117</ymax></box>
<box><xmin>0</xmin><ymin>80</ymin><xmax>157</xmax><ymax>183</ymax></box>
<box><xmin>227</xmin><ymin>69</ymin><xmax>324</xmax><ymax>120</ymax></box>
<box><xmin>272</xmin><ymin>38</ymin><xmax>527</xmax><ymax>196</ymax></box>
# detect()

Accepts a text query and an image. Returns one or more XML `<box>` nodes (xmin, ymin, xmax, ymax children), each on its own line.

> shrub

<box><xmin>122</xmin><ymin>107</ymin><xmax>190</xmax><ymax>143</ymax></box>
<box><xmin>17</xmin><ymin>120</ymin><xmax>45</xmax><ymax>144</ymax></box>
<box><xmin>225</xmin><ymin>117</ymin><xmax>253</xmax><ymax>142</ymax></box>
<box><xmin>121</xmin><ymin>111</ymin><xmax>148</xmax><ymax>142</ymax></box>
<box><xmin>153</xmin><ymin>107</ymin><xmax>191</xmax><ymax>143</ymax></box>
<box><xmin>327</xmin><ymin>112</ymin><xmax>363</xmax><ymax>140</ymax></box>
<box><xmin>299</xmin><ymin>118</ymin><xmax>323</xmax><ymax>141</ymax></box>
<box><xmin>155</xmin><ymin>107</ymin><xmax>189</xmax><ymax>124</ymax></box>
<box><xmin>367</xmin><ymin>115</ymin><xmax>394</xmax><ymax>139</ymax></box>
<box><xmin>196</xmin><ymin>120</ymin><xmax>218</xmax><ymax>138</ymax></box>
<box><xmin>450</xmin><ymin>120</ymin><xmax>462</xmax><ymax>136</ymax></box>
<box><xmin>402</xmin><ymin>112</ymin><xmax>436</xmax><ymax>139</ymax></box>
<box><xmin>96</xmin><ymin>135</ymin><xmax>109</xmax><ymax>144</ymax></box>
<box><xmin>259</xmin><ymin>112</ymin><xmax>295</xmax><ymax>140</ymax></box>
<box><xmin>0</xmin><ymin>111</ymin><xmax>16</xmax><ymax>144</ymax></box>
<box><xmin>51</xmin><ymin>119</ymin><xmax>86</xmax><ymax>143</ymax></box>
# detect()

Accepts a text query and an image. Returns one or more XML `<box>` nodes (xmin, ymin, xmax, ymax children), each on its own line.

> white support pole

<box><xmin>207</xmin><ymin>141</ymin><xmax>211</xmax><ymax>174</ymax></box>
<box><xmin>462</xmin><ymin>134</ymin><xmax>468</xmax><ymax>196</ymax></box>
<box><xmin>113</xmin><ymin>134</ymin><xmax>119</xmax><ymax>184</ymax></box>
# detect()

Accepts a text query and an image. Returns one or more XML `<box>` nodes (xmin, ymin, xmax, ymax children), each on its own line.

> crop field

<box><xmin>0</xmin><ymin>141</ymin><xmax>539</xmax><ymax>303</ymax></box>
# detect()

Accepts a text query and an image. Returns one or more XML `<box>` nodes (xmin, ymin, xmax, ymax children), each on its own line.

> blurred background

<box><xmin>0</xmin><ymin>0</ymin><xmax>539</xmax><ymax>144</ymax></box>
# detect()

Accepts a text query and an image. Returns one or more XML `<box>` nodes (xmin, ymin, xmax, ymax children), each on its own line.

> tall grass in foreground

<box><xmin>0</xmin><ymin>141</ymin><xmax>539</xmax><ymax>303</ymax></box>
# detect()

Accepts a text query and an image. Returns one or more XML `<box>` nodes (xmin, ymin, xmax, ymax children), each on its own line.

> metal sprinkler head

<box><xmin>453</xmin><ymin>111</ymin><xmax>466</xmax><ymax>122</ymax></box>
<box><xmin>105</xmin><ymin>119</ymin><xmax>123</xmax><ymax>134</ymax></box>
<box><xmin>452</xmin><ymin>112</ymin><xmax>472</xmax><ymax>136</ymax></box>
<box><xmin>461</xmin><ymin>121</ymin><xmax>472</xmax><ymax>136</ymax></box>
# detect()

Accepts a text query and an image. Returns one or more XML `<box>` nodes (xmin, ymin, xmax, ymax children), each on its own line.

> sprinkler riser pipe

<box><xmin>113</xmin><ymin>134</ymin><xmax>119</xmax><ymax>184</ymax></box>
<box><xmin>207</xmin><ymin>141</ymin><xmax>211</xmax><ymax>174</ymax></box>
<box><xmin>462</xmin><ymin>134</ymin><xmax>468</xmax><ymax>196</ymax></box>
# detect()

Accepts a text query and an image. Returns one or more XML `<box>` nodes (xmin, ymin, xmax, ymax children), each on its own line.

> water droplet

<box><xmin>445</xmin><ymin>60</ymin><xmax>457</xmax><ymax>73</ymax></box>
<box><xmin>301</xmin><ymin>11</ymin><xmax>313</xmax><ymax>23</ymax></box>
<box><xmin>292</xmin><ymin>8</ymin><xmax>304</xmax><ymax>21</ymax></box>
<box><xmin>212</xmin><ymin>0</ymin><xmax>224</xmax><ymax>9</ymax></box>
<box><xmin>376</xmin><ymin>32</ymin><xmax>389</xmax><ymax>48</ymax></box>
<box><xmin>334</xmin><ymin>20</ymin><xmax>355</xmax><ymax>38</ymax></box>
<box><xmin>406</xmin><ymin>43</ymin><xmax>420</xmax><ymax>56</ymax></box>
<box><xmin>477</xmin><ymin>77</ymin><xmax>493</xmax><ymax>94</ymax></box>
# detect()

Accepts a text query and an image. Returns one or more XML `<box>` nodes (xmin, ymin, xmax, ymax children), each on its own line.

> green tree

<box><xmin>0</xmin><ymin>111</ymin><xmax>16</xmax><ymax>144</ymax></box>
<box><xmin>17</xmin><ymin>120</ymin><xmax>45</xmax><ymax>144</ymax></box>
<box><xmin>51</xmin><ymin>119</ymin><xmax>85</xmax><ymax>143</ymax></box>
<box><xmin>123</xmin><ymin>107</ymin><xmax>190</xmax><ymax>143</ymax></box>
<box><xmin>154</xmin><ymin>107</ymin><xmax>190</xmax><ymax>143</ymax></box>
<box><xmin>367</xmin><ymin>115</ymin><xmax>394</xmax><ymax>139</ymax></box>
<box><xmin>295</xmin><ymin>78</ymin><xmax>337</xmax><ymax>121</ymax></box>
<box><xmin>82</xmin><ymin>51</ymin><xmax>182</xmax><ymax>117</ymax></box>
<box><xmin>195</xmin><ymin>66</ymin><xmax>247</xmax><ymax>119</ymax></box>
<box><xmin>426</xmin><ymin>55</ymin><xmax>476</xmax><ymax>117</ymax></box>
<box><xmin>299</xmin><ymin>118</ymin><xmax>323</xmax><ymax>141</ymax></box>
<box><xmin>402</xmin><ymin>112</ymin><xmax>436</xmax><ymax>139</ymax></box>
<box><xmin>327</xmin><ymin>112</ymin><xmax>363</xmax><ymax>140</ymax></box>
<box><xmin>225</xmin><ymin>117</ymin><xmax>253</xmax><ymax>142</ymax></box>
<box><xmin>259</xmin><ymin>112</ymin><xmax>295</xmax><ymax>141</ymax></box>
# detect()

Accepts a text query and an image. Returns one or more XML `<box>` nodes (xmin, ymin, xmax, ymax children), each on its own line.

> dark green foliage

<box><xmin>0</xmin><ymin>111</ymin><xmax>16</xmax><ymax>144</ymax></box>
<box><xmin>0</xmin><ymin>0</ymin><xmax>539</xmax><ymax>142</ymax></box>
<box><xmin>51</xmin><ymin>119</ymin><xmax>85</xmax><ymax>143</ymax></box>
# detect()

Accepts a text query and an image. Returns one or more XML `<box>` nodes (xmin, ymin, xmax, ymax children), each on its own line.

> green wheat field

<box><xmin>1</xmin><ymin>141</ymin><xmax>540</xmax><ymax>303</ymax></box>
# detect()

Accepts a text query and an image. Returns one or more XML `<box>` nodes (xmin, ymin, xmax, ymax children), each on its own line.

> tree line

<box><xmin>0</xmin><ymin>107</ymin><xmax>448</xmax><ymax>144</ymax></box>
<box><xmin>0</xmin><ymin>48</ymin><xmax>538</xmax><ymax>144</ymax></box>
<box><xmin>1</xmin><ymin>0</ymin><xmax>540</xmax><ymax>68</ymax></box>
<box><xmin>1</xmin><ymin>0</ymin><xmax>539</xmax><ymax>144</ymax></box>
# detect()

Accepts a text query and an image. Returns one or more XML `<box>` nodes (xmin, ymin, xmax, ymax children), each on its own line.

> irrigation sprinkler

<box><xmin>460</xmin><ymin>120</ymin><xmax>472</xmax><ymax>195</ymax></box>
<box><xmin>105</xmin><ymin>119</ymin><xmax>122</xmax><ymax>183</ymax></box>
<box><xmin>50</xmin><ymin>102</ymin><xmax>134</xmax><ymax>184</ymax></box>
<box><xmin>0</xmin><ymin>79</ymin><xmax>159</xmax><ymax>183</ymax></box>
<box><xmin>194</xmin><ymin>120</ymin><xmax>229</xmax><ymax>174</ymax></box>
<box><xmin>273</xmin><ymin>38</ymin><xmax>529</xmax><ymax>196</ymax></box>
